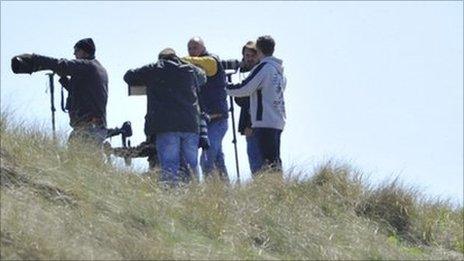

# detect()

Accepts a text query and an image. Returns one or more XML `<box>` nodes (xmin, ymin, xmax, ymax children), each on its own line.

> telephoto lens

<box><xmin>199</xmin><ymin>116</ymin><xmax>210</xmax><ymax>150</ymax></box>
<box><xmin>201</xmin><ymin>111</ymin><xmax>211</xmax><ymax>123</ymax></box>
<box><xmin>11</xmin><ymin>54</ymin><xmax>34</xmax><ymax>74</ymax></box>
<box><xmin>220</xmin><ymin>59</ymin><xmax>241</xmax><ymax>71</ymax></box>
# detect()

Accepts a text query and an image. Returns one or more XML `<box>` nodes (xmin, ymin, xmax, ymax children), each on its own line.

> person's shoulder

<box><xmin>160</xmin><ymin>59</ymin><xmax>194</xmax><ymax>75</ymax></box>
<box><xmin>85</xmin><ymin>59</ymin><xmax>111</xmax><ymax>72</ymax></box>
<box><xmin>68</xmin><ymin>58</ymin><xmax>100</xmax><ymax>68</ymax></box>
<box><xmin>253</xmin><ymin>60</ymin><xmax>270</xmax><ymax>71</ymax></box>
<box><xmin>91</xmin><ymin>58</ymin><xmax>107</xmax><ymax>67</ymax></box>
<box><xmin>163</xmin><ymin>58</ymin><xmax>188</xmax><ymax>69</ymax></box>
<box><xmin>182</xmin><ymin>62</ymin><xmax>197</xmax><ymax>70</ymax></box>
<box><xmin>203</xmin><ymin>52</ymin><xmax>220</xmax><ymax>62</ymax></box>
<box><xmin>146</xmin><ymin>60</ymin><xmax>166</xmax><ymax>69</ymax></box>
<box><xmin>76</xmin><ymin>58</ymin><xmax>95</xmax><ymax>63</ymax></box>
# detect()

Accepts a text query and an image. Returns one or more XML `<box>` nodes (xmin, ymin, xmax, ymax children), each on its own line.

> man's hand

<box><xmin>201</xmin><ymin>112</ymin><xmax>211</xmax><ymax>123</ymax></box>
<box><xmin>244</xmin><ymin>127</ymin><xmax>253</xmax><ymax>137</ymax></box>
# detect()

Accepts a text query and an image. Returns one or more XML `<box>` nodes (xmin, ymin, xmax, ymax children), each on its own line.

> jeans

<box><xmin>156</xmin><ymin>132</ymin><xmax>199</xmax><ymax>185</ymax></box>
<box><xmin>200</xmin><ymin>118</ymin><xmax>229</xmax><ymax>180</ymax></box>
<box><xmin>253</xmin><ymin>128</ymin><xmax>282</xmax><ymax>173</ymax></box>
<box><xmin>246</xmin><ymin>131</ymin><xmax>263</xmax><ymax>175</ymax></box>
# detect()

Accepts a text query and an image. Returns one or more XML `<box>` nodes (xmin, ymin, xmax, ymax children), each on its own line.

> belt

<box><xmin>74</xmin><ymin>117</ymin><xmax>104</xmax><ymax>129</ymax></box>
<box><xmin>209</xmin><ymin>113</ymin><xmax>224</xmax><ymax>120</ymax></box>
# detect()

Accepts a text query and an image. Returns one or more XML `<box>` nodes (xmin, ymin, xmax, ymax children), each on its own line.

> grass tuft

<box><xmin>357</xmin><ymin>178</ymin><xmax>417</xmax><ymax>236</ymax></box>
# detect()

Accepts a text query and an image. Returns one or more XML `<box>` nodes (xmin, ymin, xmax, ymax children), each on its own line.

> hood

<box><xmin>261</xmin><ymin>56</ymin><xmax>284</xmax><ymax>74</ymax></box>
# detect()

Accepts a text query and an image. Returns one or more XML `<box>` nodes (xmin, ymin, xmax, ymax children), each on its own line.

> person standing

<box><xmin>123</xmin><ymin>48</ymin><xmax>206</xmax><ymax>186</ymax></box>
<box><xmin>226</xmin><ymin>36</ymin><xmax>286</xmax><ymax>173</ymax></box>
<box><xmin>11</xmin><ymin>38</ymin><xmax>109</xmax><ymax>146</ymax></box>
<box><xmin>184</xmin><ymin>37</ymin><xmax>229</xmax><ymax>181</ymax></box>
<box><xmin>234</xmin><ymin>41</ymin><xmax>263</xmax><ymax>175</ymax></box>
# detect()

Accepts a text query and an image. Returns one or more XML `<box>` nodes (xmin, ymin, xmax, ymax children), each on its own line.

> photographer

<box><xmin>184</xmin><ymin>36</ymin><xmax>229</xmax><ymax>181</ymax></box>
<box><xmin>11</xmin><ymin>38</ymin><xmax>108</xmax><ymax>146</ymax></box>
<box><xmin>226</xmin><ymin>36</ymin><xmax>287</xmax><ymax>173</ymax></box>
<box><xmin>124</xmin><ymin>48</ymin><xmax>206</xmax><ymax>186</ymax></box>
<box><xmin>234</xmin><ymin>41</ymin><xmax>263</xmax><ymax>175</ymax></box>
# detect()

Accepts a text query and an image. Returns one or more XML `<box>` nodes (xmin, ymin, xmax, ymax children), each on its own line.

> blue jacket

<box><xmin>198</xmin><ymin>53</ymin><xmax>229</xmax><ymax>120</ymax></box>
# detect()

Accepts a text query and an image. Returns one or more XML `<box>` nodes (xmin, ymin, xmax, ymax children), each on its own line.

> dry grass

<box><xmin>1</xmin><ymin>112</ymin><xmax>463</xmax><ymax>260</ymax></box>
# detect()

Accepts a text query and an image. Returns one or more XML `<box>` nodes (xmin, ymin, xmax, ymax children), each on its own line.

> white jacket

<box><xmin>226</xmin><ymin>56</ymin><xmax>286</xmax><ymax>130</ymax></box>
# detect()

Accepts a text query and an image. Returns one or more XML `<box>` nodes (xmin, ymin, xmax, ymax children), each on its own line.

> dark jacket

<box><xmin>198</xmin><ymin>53</ymin><xmax>228</xmax><ymax>120</ymax></box>
<box><xmin>32</xmin><ymin>54</ymin><xmax>108</xmax><ymax>127</ymax></box>
<box><xmin>235</xmin><ymin>96</ymin><xmax>251</xmax><ymax>135</ymax></box>
<box><xmin>234</xmin><ymin>67</ymin><xmax>253</xmax><ymax>135</ymax></box>
<box><xmin>124</xmin><ymin>58</ymin><xmax>205</xmax><ymax>136</ymax></box>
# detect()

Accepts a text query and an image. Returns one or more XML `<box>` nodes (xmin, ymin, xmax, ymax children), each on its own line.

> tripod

<box><xmin>46</xmin><ymin>73</ymin><xmax>56</xmax><ymax>139</ymax></box>
<box><xmin>226</xmin><ymin>71</ymin><xmax>240</xmax><ymax>184</ymax></box>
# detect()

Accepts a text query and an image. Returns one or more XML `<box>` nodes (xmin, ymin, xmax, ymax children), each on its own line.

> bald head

<box><xmin>188</xmin><ymin>36</ymin><xmax>206</xmax><ymax>56</ymax></box>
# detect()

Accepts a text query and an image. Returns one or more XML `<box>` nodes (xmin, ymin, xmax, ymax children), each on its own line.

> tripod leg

<box><xmin>229</xmin><ymin>96</ymin><xmax>240</xmax><ymax>183</ymax></box>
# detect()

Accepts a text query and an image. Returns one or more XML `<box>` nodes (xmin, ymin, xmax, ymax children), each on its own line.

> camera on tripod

<box><xmin>220</xmin><ymin>59</ymin><xmax>241</xmax><ymax>72</ymax></box>
<box><xmin>106</xmin><ymin>121</ymin><xmax>133</xmax><ymax>141</ymax></box>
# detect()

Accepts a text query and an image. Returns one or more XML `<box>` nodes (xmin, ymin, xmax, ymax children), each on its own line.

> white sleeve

<box><xmin>226</xmin><ymin>62</ymin><xmax>268</xmax><ymax>97</ymax></box>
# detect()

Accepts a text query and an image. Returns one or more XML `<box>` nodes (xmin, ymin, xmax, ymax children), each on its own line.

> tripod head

<box><xmin>106</xmin><ymin>121</ymin><xmax>132</xmax><ymax>147</ymax></box>
<box><xmin>107</xmin><ymin>121</ymin><xmax>132</xmax><ymax>138</ymax></box>
<box><xmin>104</xmin><ymin>121</ymin><xmax>133</xmax><ymax>166</ymax></box>
<box><xmin>225</xmin><ymin>69</ymin><xmax>238</xmax><ymax>83</ymax></box>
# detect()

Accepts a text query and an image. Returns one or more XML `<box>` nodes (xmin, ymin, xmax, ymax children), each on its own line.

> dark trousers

<box><xmin>253</xmin><ymin>128</ymin><xmax>282</xmax><ymax>172</ymax></box>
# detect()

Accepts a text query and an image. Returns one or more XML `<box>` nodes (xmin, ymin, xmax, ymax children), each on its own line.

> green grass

<box><xmin>1</xmin><ymin>112</ymin><xmax>463</xmax><ymax>260</ymax></box>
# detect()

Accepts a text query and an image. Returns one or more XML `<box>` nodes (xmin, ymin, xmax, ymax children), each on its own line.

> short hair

<box><xmin>158</xmin><ymin>48</ymin><xmax>177</xmax><ymax>60</ymax></box>
<box><xmin>256</xmin><ymin>35</ymin><xmax>275</xmax><ymax>56</ymax></box>
<box><xmin>242</xmin><ymin>41</ymin><xmax>257</xmax><ymax>55</ymax></box>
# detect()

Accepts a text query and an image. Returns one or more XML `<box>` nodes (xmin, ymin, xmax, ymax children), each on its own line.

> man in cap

<box><xmin>183</xmin><ymin>36</ymin><xmax>230</xmax><ymax>181</ymax></box>
<box><xmin>11</xmin><ymin>38</ymin><xmax>109</xmax><ymax>146</ymax></box>
<box><xmin>124</xmin><ymin>48</ymin><xmax>206</xmax><ymax>186</ymax></box>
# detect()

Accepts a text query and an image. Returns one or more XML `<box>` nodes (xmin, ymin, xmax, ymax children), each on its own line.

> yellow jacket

<box><xmin>182</xmin><ymin>56</ymin><xmax>218</xmax><ymax>77</ymax></box>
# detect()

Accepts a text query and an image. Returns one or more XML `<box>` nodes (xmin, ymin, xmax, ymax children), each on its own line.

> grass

<box><xmin>1</xmin><ymin>112</ymin><xmax>463</xmax><ymax>260</ymax></box>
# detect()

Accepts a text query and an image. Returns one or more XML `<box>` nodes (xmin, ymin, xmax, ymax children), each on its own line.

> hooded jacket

<box><xmin>226</xmin><ymin>56</ymin><xmax>286</xmax><ymax>130</ymax></box>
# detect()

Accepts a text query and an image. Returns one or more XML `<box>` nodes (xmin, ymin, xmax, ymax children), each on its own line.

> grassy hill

<box><xmin>1</xmin><ymin>113</ymin><xmax>463</xmax><ymax>260</ymax></box>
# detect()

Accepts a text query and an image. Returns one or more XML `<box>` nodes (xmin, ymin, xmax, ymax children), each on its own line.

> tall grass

<box><xmin>1</xmin><ymin>113</ymin><xmax>463</xmax><ymax>260</ymax></box>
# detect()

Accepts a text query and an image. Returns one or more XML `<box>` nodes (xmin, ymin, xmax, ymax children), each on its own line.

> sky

<box><xmin>1</xmin><ymin>1</ymin><xmax>463</xmax><ymax>205</ymax></box>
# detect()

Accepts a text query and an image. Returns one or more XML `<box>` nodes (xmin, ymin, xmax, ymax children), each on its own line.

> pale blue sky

<box><xmin>1</xmin><ymin>1</ymin><xmax>462</xmax><ymax>204</ymax></box>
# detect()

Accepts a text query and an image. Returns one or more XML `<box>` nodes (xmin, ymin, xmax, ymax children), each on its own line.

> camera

<box><xmin>199</xmin><ymin>112</ymin><xmax>210</xmax><ymax>150</ymax></box>
<box><xmin>106</xmin><ymin>121</ymin><xmax>133</xmax><ymax>140</ymax></box>
<box><xmin>220</xmin><ymin>59</ymin><xmax>241</xmax><ymax>71</ymax></box>
<box><xmin>11</xmin><ymin>54</ymin><xmax>35</xmax><ymax>74</ymax></box>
